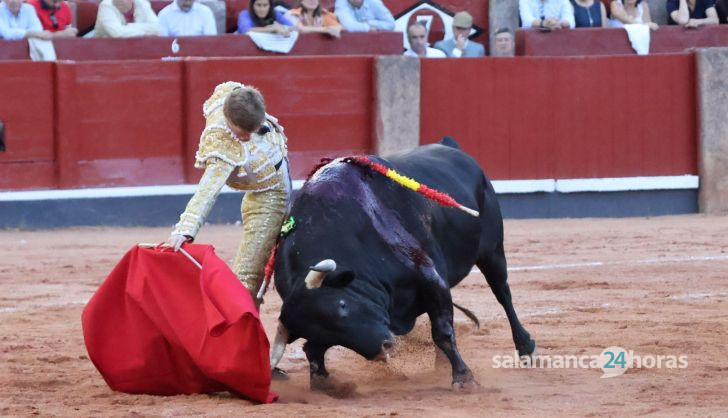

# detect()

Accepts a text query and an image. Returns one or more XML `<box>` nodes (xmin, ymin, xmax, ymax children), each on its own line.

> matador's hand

<box><xmin>164</xmin><ymin>233</ymin><xmax>189</xmax><ymax>251</ymax></box>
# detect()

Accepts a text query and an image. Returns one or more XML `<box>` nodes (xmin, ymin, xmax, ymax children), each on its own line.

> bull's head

<box><xmin>279</xmin><ymin>259</ymin><xmax>395</xmax><ymax>362</ymax></box>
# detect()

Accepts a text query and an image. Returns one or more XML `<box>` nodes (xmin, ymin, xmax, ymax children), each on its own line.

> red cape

<box><xmin>81</xmin><ymin>244</ymin><xmax>277</xmax><ymax>403</ymax></box>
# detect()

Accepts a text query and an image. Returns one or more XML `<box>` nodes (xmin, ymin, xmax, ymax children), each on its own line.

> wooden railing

<box><xmin>517</xmin><ymin>25</ymin><xmax>728</xmax><ymax>56</ymax></box>
<box><xmin>0</xmin><ymin>32</ymin><xmax>403</xmax><ymax>61</ymax></box>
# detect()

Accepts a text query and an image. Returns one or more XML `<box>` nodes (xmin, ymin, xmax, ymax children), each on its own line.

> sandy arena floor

<box><xmin>1</xmin><ymin>214</ymin><xmax>727</xmax><ymax>417</ymax></box>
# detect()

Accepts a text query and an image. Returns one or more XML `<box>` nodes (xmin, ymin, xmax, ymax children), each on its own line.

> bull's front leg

<box><xmin>420</xmin><ymin>266</ymin><xmax>479</xmax><ymax>391</ymax></box>
<box><xmin>303</xmin><ymin>341</ymin><xmax>356</xmax><ymax>398</ymax></box>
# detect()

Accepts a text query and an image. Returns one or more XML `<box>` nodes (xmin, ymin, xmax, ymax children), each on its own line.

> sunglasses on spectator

<box><xmin>50</xmin><ymin>12</ymin><xmax>58</xmax><ymax>29</ymax></box>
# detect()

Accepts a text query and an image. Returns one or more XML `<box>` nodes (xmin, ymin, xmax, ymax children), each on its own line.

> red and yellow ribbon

<box><xmin>347</xmin><ymin>156</ymin><xmax>479</xmax><ymax>217</ymax></box>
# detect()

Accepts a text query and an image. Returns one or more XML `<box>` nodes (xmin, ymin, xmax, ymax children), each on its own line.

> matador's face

<box><xmin>225</xmin><ymin>118</ymin><xmax>259</xmax><ymax>142</ymax></box>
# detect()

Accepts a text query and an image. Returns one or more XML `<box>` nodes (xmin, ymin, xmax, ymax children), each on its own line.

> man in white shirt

<box><xmin>0</xmin><ymin>0</ymin><xmax>51</xmax><ymax>40</ymax></box>
<box><xmin>334</xmin><ymin>0</ymin><xmax>394</xmax><ymax>32</ymax></box>
<box><xmin>403</xmin><ymin>21</ymin><xmax>445</xmax><ymax>58</ymax></box>
<box><xmin>519</xmin><ymin>0</ymin><xmax>575</xmax><ymax>30</ymax></box>
<box><xmin>158</xmin><ymin>0</ymin><xmax>216</xmax><ymax>36</ymax></box>
<box><xmin>94</xmin><ymin>0</ymin><xmax>160</xmax><ymax>38</ymax></box>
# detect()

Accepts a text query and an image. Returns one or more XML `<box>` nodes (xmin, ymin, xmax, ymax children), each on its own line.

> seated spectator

<box><xmin>158</xmin><ymin>0</ymin><xmax>216</xmax><ymax>36</ymax></box>
<box><xmin>0</xmin><ymin>0</ymin><xmax>51</xmax><ymax>40</ymax></box>
<box><xmin>286</xmin><ymin>0</ymin><xmax>342</xmax><ymax>38</ymax></box>
<box><xmin>404</xmin><ymin>21</ymin><xmax>445</xmax><ymax>57</ymax></box>
<box><xmin>28</xmin><ymin>0</ymin><xmax>77</xmax><ymax>37</ymax></box>
<box><xmin>492</xmin><ymin>26</ymin><xmax>515</xmax><ymax>57</ymax></box>
<box><xmin>94</xmin><ymin>0</ymin><xmax>160</xmax><ymax>37</ymax></box>
<box><xmin>334</xmin><ymin>0</ymin><xmax>394</xmax><ymax>32</ymax></box>
<box><xmin>570</xmin><ymin>0</ymin><xmax>607</xmax><ymax>27</ymax></box>
<box><xmin>610</xmin><ymin>0</ymin><xmax>659</xmax><ymax>29</ymax></box>
<box><xmin>519</xmin><ymin>0</ymin><xmax>575</xmax><ymax>29</ymax></box>
<box><xmin>433</xmin><ymin>11</ymin><xmax>485</xmax><ymax>57</ymax></box>
<box><xmin>238</xmin><ymin>0</ymin><xmax>293</xmax><ymax>35</ymax></box>
<box><xmin>666</xmin><ymin>0</ymin><xmax>719</xmax><ymax>27</ymax></box>
<box><xmin>716</xmin><ymin>0</ymin><xmax>727</xmax><ymax>22</ymax></box>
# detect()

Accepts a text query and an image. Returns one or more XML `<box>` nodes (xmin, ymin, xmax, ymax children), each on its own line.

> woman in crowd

<box><xmin>609</xmin><ymin>0</ymin><xmax>659</xmax><ymax>30</ymax></box>
<box><xmin>286</xmin><ymin>0</ymin><xmax>342</xmax><ymax>38</ymax></box>
<box><xmin>237</xmin><ymin>0</ymin><xmax>293</xmax><ymax>35</ymax></box>
<box><xmin>571</xmin><ymin>0</ymin><xmax>608</xmax><ymax>27</ymax></box>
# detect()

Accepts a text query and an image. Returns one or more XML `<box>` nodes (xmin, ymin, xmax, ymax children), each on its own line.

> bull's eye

<box><xmin>338</xmin><ymin>299</ymin><xmax>348</xmax><ymax>317</ymax></box>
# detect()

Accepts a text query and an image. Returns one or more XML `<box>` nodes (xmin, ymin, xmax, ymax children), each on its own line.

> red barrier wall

<box><xmin>0</xmin><ymin>42</ymin><xmax>29</xmax><ymax>60</ymax></box>
<box><xmin>517</xmin><ymin>25</ymin><xmax>728</xmax><ymax>57</ymax></box>
<box><xmin>47</xmin><ymin>32</ymin><xmax>403</xmax><ymax>61</ymax></box>
<box><xmin>54</xmin><ymin>61</ymin><xmax>186</xmax><ymax>188</ymax></box>
<box><xmin>0</xmin><ymin>54</ymin><xmax>698</xmax><ymax>191</ymax></box>
<box><xmin>420</xmin><ymin>54</ymin><xmax>697</xmax><ymax>180</ymax></box>
<box><xmin>0</xmin><ymin>62</ymin><xmax>57</xmax><ymax>190</ymax></box>
<box><xmin>183</xmin><ymin>56</ymin><xmax>374</xmax><ymax>181</ymax></box>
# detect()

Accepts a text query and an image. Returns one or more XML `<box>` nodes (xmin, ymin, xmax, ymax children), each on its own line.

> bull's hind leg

<box><xmin>420</xmin><ymin>266</ymin><xmax>478</xmax><ymax>391</ymax></box>
<box><xmin>477</xmin><ymin>242</ymin><xmax>536</xmax><ymax>357</ymax></box>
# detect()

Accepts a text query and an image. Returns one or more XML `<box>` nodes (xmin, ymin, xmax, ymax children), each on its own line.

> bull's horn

<box><xmin>270</xmin><ymin>321</ymin><xmax>288</xmax><ymax>370</ymax></box>
<box><xmin>305</xmin><ymin>259</ymin><xmax>337</xmax><ymax>289</ymax></box>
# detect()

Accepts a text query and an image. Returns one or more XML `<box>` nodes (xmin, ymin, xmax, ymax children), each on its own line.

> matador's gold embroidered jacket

<box><xmin>173</xmin><ymin>81</ymin><xmax>289</xmax><ymax>238</ymax></box>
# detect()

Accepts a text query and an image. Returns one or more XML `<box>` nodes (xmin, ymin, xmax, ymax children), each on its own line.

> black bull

<box><xmin>270</xmin><ymin>138</ymin><xmax>536</xmax><ymax>393</ymax></box>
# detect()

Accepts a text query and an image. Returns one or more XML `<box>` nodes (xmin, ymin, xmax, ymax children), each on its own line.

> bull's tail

<box><xmin>438</xmin><ymin>136</ymin><xmax>460</xmax><ymax>149</ymax></box>
<box><xmin>453</xmin><ymin>302</ymin><xmax>480</xmax><ymax>329</ymax></box>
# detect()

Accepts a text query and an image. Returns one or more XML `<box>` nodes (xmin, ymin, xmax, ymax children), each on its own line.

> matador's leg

<box><xmin>233</xmin><ymin>185</ymin><xmax>288</xmax><ymax>303</ymax></box>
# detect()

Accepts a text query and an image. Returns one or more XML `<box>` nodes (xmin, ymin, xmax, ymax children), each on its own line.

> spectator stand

<box><xmin>69</xmin><ymin>0</ymin><xmax>226</xmax><ymax>36</ymax></box>
<box><xmin>45</xmin><ymin>1</ymin><xmax>495</xmax><ymax>40</ymax></box>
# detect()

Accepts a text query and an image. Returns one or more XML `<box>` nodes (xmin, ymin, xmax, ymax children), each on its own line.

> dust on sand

<box><xmin>1</xmin><ymin>215</ymin><xmax>727</xmax><ymax>417</ymax></box>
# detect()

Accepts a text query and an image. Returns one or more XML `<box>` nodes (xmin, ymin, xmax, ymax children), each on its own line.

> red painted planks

<box><xmin>421</xmin><ymin>55</ymin><xmax>697</xmax><ymax>180</ymax></box>
<box><xmin>0</xmin><ymin>162</ymin><xmax>56</xmax><ymax>190</ymax></box>
<box><xmin>0</xmin><ymin>62</ymin><xmax>55</xmax><ymax>162</ymax></box>
<box><xmin>0</xmin><ymin>62</ymin><xmax>56</xmax><ymax>190</ymax></box>
<box><xmin>55</xmin><ymin>61</ymin><xmax>186</xmax><ymax>188</ymax></box>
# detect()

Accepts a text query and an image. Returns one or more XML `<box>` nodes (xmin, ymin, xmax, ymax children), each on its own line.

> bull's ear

<box><xmin>323</xmin><ymin>270</ymin><xmax>355</xmax><ymax>288</ymax></box>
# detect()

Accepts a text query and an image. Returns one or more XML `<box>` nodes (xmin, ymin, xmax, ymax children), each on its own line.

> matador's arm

<box><xmin>173</xmin><ymin>158</ymin><xmax>235</xmax><ymax>239</ymax></box>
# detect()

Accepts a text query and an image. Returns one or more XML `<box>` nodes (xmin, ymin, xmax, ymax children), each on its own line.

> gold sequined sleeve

<box><xmin>172</xmin><ymin>158</ymin><xmax>235</xmax><ymax>238</ymax></box>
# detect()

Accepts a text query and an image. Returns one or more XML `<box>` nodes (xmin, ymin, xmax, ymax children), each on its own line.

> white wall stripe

<box><xmin>555</xmin><ymin>175</ymin><xmax>699</xmax><ymax>193</ymax></box>
<box><xmin>492</xmin><ymin>179</ymin><xmax>555</xmax><ymax>194</ymax></box>
<box><xmin>0</xmin><ymin>175</ymin><xmax>698</xmax><ymax>202</ymax></box>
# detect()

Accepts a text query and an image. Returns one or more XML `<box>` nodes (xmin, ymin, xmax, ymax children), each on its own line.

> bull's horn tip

<box><xmin>309</xmin><ymin>259</ymin><xmax>336</xmax><ymax>272</ymax></box>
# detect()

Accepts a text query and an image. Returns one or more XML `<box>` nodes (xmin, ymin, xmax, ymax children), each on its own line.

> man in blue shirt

<box><xmin>334</xmin><ymin>0</ymin><xmax>394</xmax><ymax>32</ymax></box>
<box><xmin>0</xmin><ymin>0</ymin><xmax>51</xmax><ymax>40</ymax></box>
<box><xmin>434</xmin><ymin>11</ymin><xmax>485</xmax><ymax>57</ymax></box>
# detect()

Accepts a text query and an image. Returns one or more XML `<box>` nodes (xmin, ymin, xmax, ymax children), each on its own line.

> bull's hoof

<box><xmin>310</xmin><ymin>375</ymin><xmax>357</xmax><ymax>398</ymax></box>
<box><xmin>517</xmin><ymin>339</ymin><xmax>537</xmax><ymax>358</ymax></box>
<box><xmin>451</xmin><ymin>370</ymin><xmax>479</xmax><ymax>393</ymax></box>
<box><xmin>518</xmin><ymin>340</ymin><xmax>538</xmax><ymax>365</ymax></box>
<box><xmin>451</xmin><ymin>377</ymin><xmax>480</xmax><ymax>393</ymax></box>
